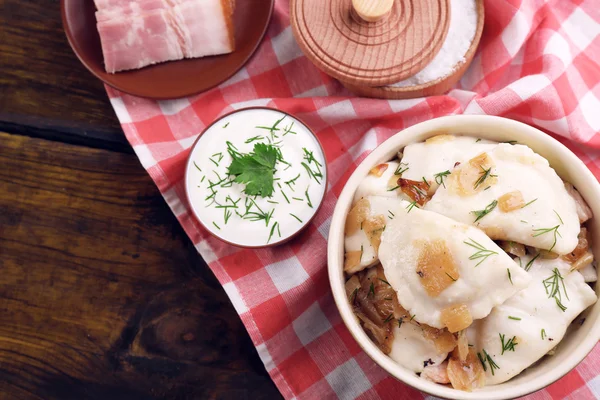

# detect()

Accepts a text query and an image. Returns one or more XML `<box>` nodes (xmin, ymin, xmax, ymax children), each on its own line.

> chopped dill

<box><xmin>406</xmin><ymin>201</ymin><xmax>419</xmax><ymax>213</ymax></box>
<box><xmin>478</xmin><ymin>349</ymin><xmax>499</xmax><ymax>376</ymax></box>
<box><xmin>543</xmin><ymin>268</ymin><xmax>569</xmax><ymax>312</ymax></box>
<box><xmin>434</xmin><ymin>170</ymin><xmax>451</xmax><ymax>188</ymax></box>
<box><xmin>245</xmin><ymin>135</ymin><xmax>264</xmax><ymax>143</ymax></box>
<box><xmin>464</xmin><ymin>238</ymin><xmax>498</xmax><ymax>267</ymax></box>
<box><xmin>305</xmin><ymin>188</ymin><xmax>313</xmax><ymax>208</ymax></box>
<box><xmin>290</xmin><ymin>213</ymin><xmax>302</xmax><ymax>223</ymax></box>
<box><xmin>472</xmin><ymin>200</ymin><xmax>498</xmax><ymax>223</ymax></box>
<box><xmin>474</xmin><ymin>166</ymin><xmax>497</xmax><ymax>190</ymax></box>
<box><xmin>524</xmin><ymin>253</ymin><xmax>540</xmax><ymax>271</ymax></box>
<box><xmin>500</xmin><ymin>333</ymin><xmax>518</xmax><ymax>354</ymax></box>
<box><xmin>521</xmin><ymin>198</ymin><xmax>538</xmax><ymax>209</ymax></box>
<box><xmin>394</xmin><ymin>163</ymin><xmax>409</xmax><ymax>176</ymax></box>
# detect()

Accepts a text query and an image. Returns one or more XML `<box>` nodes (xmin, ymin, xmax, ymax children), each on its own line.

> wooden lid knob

<box><xmin>352</xmin><ymin>0</ymin><xmax>394</xmax><ymax>22</ymax></box>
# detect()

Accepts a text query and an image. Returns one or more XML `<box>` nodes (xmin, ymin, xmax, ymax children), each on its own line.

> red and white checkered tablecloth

<box><xmin>105</xmin><ymin>0</ymin><xmax>600</xmax><ymax>398</ymax></box>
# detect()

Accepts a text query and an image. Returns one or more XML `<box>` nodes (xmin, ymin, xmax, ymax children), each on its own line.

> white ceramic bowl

<box><xmin>327</xmin><ymin>115</ymin><xmax>600</xmax><ymax>400</ymax></box>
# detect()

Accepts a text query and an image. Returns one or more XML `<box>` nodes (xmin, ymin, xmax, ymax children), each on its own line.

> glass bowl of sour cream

<box><xmin>185</xmin><ymin>107</ymin><xmax>327</xmax><ymax>248</ymax></box>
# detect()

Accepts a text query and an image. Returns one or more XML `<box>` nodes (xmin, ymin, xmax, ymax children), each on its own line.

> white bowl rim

<box><xmin>327</xmin><ymin>115</ymin><xmax>600</xmax><ymax>400</ymax></box>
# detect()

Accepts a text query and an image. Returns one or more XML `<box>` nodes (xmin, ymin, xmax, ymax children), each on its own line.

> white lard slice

<box><xmin>389</xmin><ymin>322</ymin><xmax>449</xmax><ymax>373</ymax></box>
<box><xmin>400</xmin><ymin>135</ymin><xmax>497</xmax><ymax>183</ymax></box>
<box><xmin>379</xmin><ymin>206</ymin><xmax>531</xmax><ymax>330</ymax></box>
<box><xmin>344</xmin><ymin>196</ymin><xmax>408</xmax><ymax>273</ymax></box>
<box><xmin>425</xmin><ymin>144</ymin><xmax>580</xmax><ymax>255</ymax></box>
<box><xmin>470</xmin><ymin>256</ymin><xmax>597</xmax><ymax>385</ymax></box>
<box><xmin>353</xmin><ymin>161</ymin><xmax>410</xmax><ymax>203</ymax></box>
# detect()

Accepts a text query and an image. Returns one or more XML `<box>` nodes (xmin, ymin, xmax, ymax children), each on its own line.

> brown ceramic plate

<box><xmin>61</xmin><ymin>0</ymin><xmax>274</xmax><ymax>99</ymax></box>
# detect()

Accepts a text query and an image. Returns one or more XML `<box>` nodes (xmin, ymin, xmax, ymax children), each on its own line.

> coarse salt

<box><xmin>391</xmin><ymin>0</ymin><xmax>478</xmax><ymax>87</ymax></box>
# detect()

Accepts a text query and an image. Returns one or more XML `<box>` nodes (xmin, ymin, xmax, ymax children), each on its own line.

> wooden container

<box><xmin>290</xmin><ymin>0</ymin><xmax>451</xmax><ymax>87</ymax></box>
<box><xmin>290</xmin><ymin>0</ymin><xmax>484</xmax><ymax>99</ymax></box>
<box><xmin>345</xmin><ymin>0</ymin><xmax>485</xmax><ymax>99</ymax></box>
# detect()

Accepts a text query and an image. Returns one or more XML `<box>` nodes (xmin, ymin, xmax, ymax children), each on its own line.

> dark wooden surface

<box><xmin>0</xmin><ymin>0</ymin><xmax>281</xmax><ymax>398</ymax></box>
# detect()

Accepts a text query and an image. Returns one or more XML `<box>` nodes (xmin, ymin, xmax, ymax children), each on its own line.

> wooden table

<box><xmin>0</xmin><ymin>1</ymin><xmax>281</xmax><ymax>398</ymax></box>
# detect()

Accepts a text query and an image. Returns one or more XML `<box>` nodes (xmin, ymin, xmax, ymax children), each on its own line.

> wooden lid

<box><xmin>291</xmin><ymin>0</ymin><xmax>450</xmax><ymax>87</ymax></box>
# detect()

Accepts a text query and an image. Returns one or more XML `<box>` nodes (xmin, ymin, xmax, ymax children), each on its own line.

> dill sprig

<box><xmin>283</xmin><ymin>122</ymin><xmax>297</xmax><ymax>136</ymax></box>
<box><xmin>290</xmin><ymin>213</ymin><xmax>302</xmax><ymax>223</ymax></box>
<box><xmin>524</xmin><ymin>253</ymin><xmax>540</xmax><ymax>271</ymax></box>
<box><xmin>422</xmin><ymin>177</ymin><xmax>430</xmax><ymax>188</ymax></box>
<box><xmin>193</xmin><ymin>161</ymin><xmax>202</xmax><ymax>172</ymax></box>
<box><xmin>394</xmin><ymin>163</ymin><xmax>409</xmax><ymax>176</ymax></box>
<box><xmin>543</xmin><ymin>268</ymin><xmax>569</xmax><ymax>312</ymax></box>
<box><xmin>245</xmin><ymin>135</ymin><xmax>264</xmax><ymax>143</ymax></box>
<box><xmin>267</xmin><ymin>221</ymin><xmax>281</xmax><ymax>244</ymax></box>
<box><xmin>508</xmin><ymin>316</ymin><xmax>521</xmax><ymax>320</ymax></box>
<box><xmin>434</xmin><ymin>170</ymin><xmax>451</xmax><ymax>188</ymax></box>
<box><xmin>378</xmin><ymin>278</ymin><xmax>391</xmax><ymax>286</ymax></box>
<box><xmin>478</xmin><ymin>349</ymin><xmax>500</xmax><ymax>376</ymax></box>
<box><xmin>500</xmin><ymin>333</ymin><xmax>518</xmax><ymax>354</ymax></box>
<box><xmin>223</xmin><ymin>122</ymin><xmax>230</xmax><ymax>128</ymax></box>
<box><xmin>383</xmin><ymin>313</ymin><xmax>394</xmax><ymax>323</ymax></box>
<box><xmin>554</xmin><ymin>209</ymin><xmax>564</xmax><ymax>225</ymax></box>
<box><xmin>532</xmin><ymin>211</ymin><xmax>563</xmax><ymax>252</ymax></box>
<box><xmin>532</xmin><ymin>225</ymin><xmax>561</xmax><ymax>252</ymax></box>
<box><xmin>305</xmin><ymin>187</ymin><xmax>313</xmax><ymax>208</ymax></box>
<box><xmin>472</xmin><ymin>200</ymin><xmax>498</xmax><ymax>223</ymax></box>
<box><xmin>464</xmin><ymin>238</ymin><xmax>498</xmax><ymax>267</ymax></box>
<box><xmin>474</xmin><ymin>166</ymin><xmax>497</xmax><ymax>190</ymax></box>
<box><xmin>507</xmin><ymin>268</ymin><xmax>513</xmax><ymax>285</ymax></box>
<box><xmin>301</xmin><ymin>148</ymin><xmax>323</xmax><ymax>184</ymax></box>
<box><xmin>368</xmin><ymin>282</ymin><xmax>375</xmax><ymax>297</ymax></box>
<box><xmin>256</xmin><ymin>116</ymin><xmax>285</xmax><ymax>140</ymax></box>
<box><xmin>406</xmin><ymin>201</ymin><xmax>419</xmax><ymax>213</ymax></box>
<box><xmin>285</xmin><ymin>173</ymin><xmax>301</xmax><ymax>191</ymax></box>
<box><xmin>212</xmin><ymin>222</ymin><xmax>221</xmax><ymax>230</ymax></box>
<box><xmin>521</xmin><ymin>198</ymin><xmax>538</xmax><ymax>209</ymax></box>
<box><xmin>541</xmin><ymin>329</ymin><xmax>546</xmax><ymax>340</ymax></box>
<box><xmin>388</xmin><ymin>210</ymin><xmax>395</xmax><ymax>219</ymax></box>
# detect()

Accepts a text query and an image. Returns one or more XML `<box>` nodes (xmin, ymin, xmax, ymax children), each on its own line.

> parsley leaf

<box><xmin>228</xmin><ymin>143</ymin><xmax>278</xmax><ymax>197</ymax></box>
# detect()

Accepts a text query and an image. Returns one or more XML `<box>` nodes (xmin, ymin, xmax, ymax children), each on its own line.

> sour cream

<box><xmin>186</xmin><ymin>108</ymin><xmax>326</xmax><ymax>247</ymax></box>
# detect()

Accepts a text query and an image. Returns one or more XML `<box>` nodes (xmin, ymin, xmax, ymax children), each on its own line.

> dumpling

<box><xmin>378</xmin><ymin>206</ymin><xmax>531</xmax><ymax>332</ymax></box>
<box><xmin>470</xmin><ymin>256</ymin><xmax>597</xmax><ymax>385</ymax></box>
<box><xmin>425</xmin><ymin>144</ymin><xmax>581</xmax><ymax>255</ymax></box>
<box><xmin>400</xmin><ymin>135</ymin><xmax>497</xmax><ymax>185</ymax></box>
<box><xmin>344</xmin><ymin>196</ymin><xmax>407</xmax><ymax>274</ymax></box>
<box><xmin>389</xmin><ymin>322</ymin><xmax>451</xmax><ymax>373</ymax></box>
<box><xmin>353</xmin><ymin>161</ymin><xmax>411</xmax><ymax>203</ymax></box>
<box><xmin>579</xmin><ymin>262</ymin><xmax>598</xmax><ymax>283</ymax></box>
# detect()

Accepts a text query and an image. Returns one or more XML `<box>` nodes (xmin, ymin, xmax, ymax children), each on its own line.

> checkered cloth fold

<box><xmin>106</xmin><ymin>0</ymin><xmax>600</xmax><ymax>398</ymax></box>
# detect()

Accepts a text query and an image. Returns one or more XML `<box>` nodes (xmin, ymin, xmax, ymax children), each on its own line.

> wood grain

<box><xmin>0</xmin><ymin>0</ymin><xmax>126</xmax><ymax>150</ymax></box>
<box><xmin>345</xmin><ymin>0</ymin><xmax>485</xmax><ymax>99</ymax></box>
<box><xmin>291</xmin><ymin>0</ymin><xmax>450</xmax><ymax>86</ymax></box>
<box><xmin>0</xmin><ymin>132</ymin><xmax>281</xmax><ymax>400</ymax></box>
